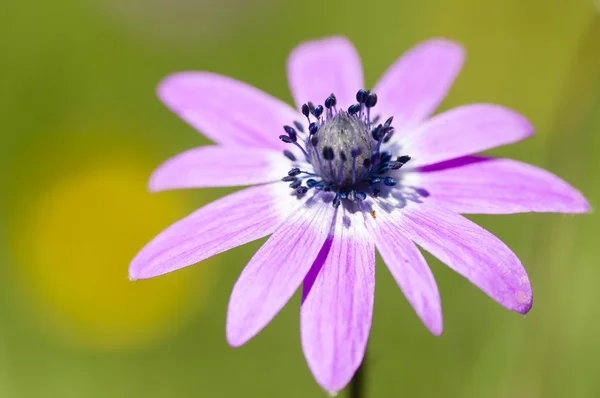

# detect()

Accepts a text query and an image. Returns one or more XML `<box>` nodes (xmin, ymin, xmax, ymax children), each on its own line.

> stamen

<box><xmin>309</xmin><ymin>122</ymin><xmax>319</xmax><ymax>135</ymax></box>
<box><xmin>288</xmin><ymin>167</ymin><xmax>301</xmax><ymax>176</ymax></box>
<box><xmin>383</xmin><ymin>177</ymin><xmax>396</xmax><ymax>186</ymax></box>
<box><xmin>301</xmin><ymin>104</ymin><xmax>311</xmax><ymax>123</ymax></box>
<box><xmin>348</xmin><ymin>104</ymin><xmax>360</xmax><ymax>115</ymax></box>
<box><xmin>313</xmin><ymin>105</ymin><xmax>324</xmax><ymax>119</ymax></box>
<box><xmin>283</xmin><ymin>125</ymin><xmax>297</xmax><ymax>141</ymax></box>
<box><xmin>294</xmin><ymin>121</ymin><xmax>305</xmax><ymax>133</ymax></box>
<box><xmin>365</xmin><ymin>92</ymin><xmax>377</xmax><ymax>122</ymax></box>
<box><xmin>283</xmin><ymin>150</ymin><xmax>296</xmax><ymax>161</ymax></box>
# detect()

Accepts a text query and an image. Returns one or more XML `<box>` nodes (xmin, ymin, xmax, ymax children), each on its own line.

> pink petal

<box><xmin>287</xmin><ymin>36</ymin><xmax>364</xmax><ymax>109</ymax></box>
<box><xmin>411</xmin><ymin>156</ymin><xmax>590</xmax><ymax>214</ymax></box>
<box><xmin>374</xmin><ymin>38</ymin><xmax>465</xmax><ymax>129</ymax></box>
<box><xmin>368</xmin><ymin>202</ymin><xmax>442</xmax><ymax>335</ymax></box>
<box><xmin>401</xmin><ymin>104</ymin><xmax>534</xmax><ymax>168</ymax></box>
<box><xmin>301</xmin><ymin>206</ymin><xmax>375</xmax><ymax>393</ymax></box>
<box><xmin>149</xmin><ymin>146</ymin><xmax>289</xmax><ymax>191</ymax></box>
<box><xmin>129</xmin><ymin>183</ymin><xmax>304</xmax><ymax>279</ymax></box>
<box><xmin>397</xmin><ymin>204</ymin><xmax>532</xmax><ymax>314</ymax></box>
<box><xmin>226</xmin><ymin>195</ymin><xmax>335</xmax><ymax>347</ymax></box>
<box><xmin>158</xmin><ymin>72</ymin><xmax>302</xmax><ymax>150</ymax></box>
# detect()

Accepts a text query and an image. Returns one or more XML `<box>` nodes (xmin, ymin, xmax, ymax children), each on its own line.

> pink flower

<box><xmin>130</xmin><ymin>37</ymin><xmax>589</xmax><ymax>392</ymax></box>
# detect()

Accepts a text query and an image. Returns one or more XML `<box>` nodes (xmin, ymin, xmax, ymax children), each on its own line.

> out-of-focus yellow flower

<box><xmin>11</xmin><ymin>157</ymin><xmax>214</xmax><ymax>351</ymax></box>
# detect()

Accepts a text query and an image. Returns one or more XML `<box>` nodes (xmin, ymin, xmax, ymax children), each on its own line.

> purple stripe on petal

<box><xmin>368</xmin><ymin>202</ymin><xmax>442</xmax><ymax>335</ymax></box>
<box><xmin>287</xmin><ymin>36</ymin><xmax>364</xmax><ymax>109</ymax></box>
<box><xmin>402</xmin><ymin>104</ymin><xmax>534</xmax><ymax>168</ymax></box>
<box><xmin>149</xmin><ymin>146</ymin><xmax>290</xmax><ymax>191</ymax></box>
<box><xmin>301</xmin><ymin>206</ymin><xmax>375</xmax><ymax>393</ymax></box>
<box><xmin>411</xmin><ymin>156</ymin><xmax>590</xmax><ymax>214</ymax></box>
<box><xmin>226</xmin><ymin>194</ymin><xmax>335</xmax><ymax>348</ymax></box>
<box><xmin>396</xmin><ymin>204</ymin><xmax>532</xmax><ymax>314</ymax></box>
<box><xmin>129</xmin><ymin>183</ymin><xmax>305</xmax><ymax>279</ymax></box>
<box><xmin>158</xmin><ymin>72</ymin><xmax>302</xmax><ymax>150</ymax></box>
<box><xmin>374</xmin><ymin>38</ymin><xmax>465</xmax><ymax>129</ymax></box>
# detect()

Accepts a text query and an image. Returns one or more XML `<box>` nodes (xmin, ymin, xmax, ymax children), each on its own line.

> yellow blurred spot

<box><xmin>12</xmin><ymin>160</ymin><xmax>214</xmax><ymax>350</ymax></box>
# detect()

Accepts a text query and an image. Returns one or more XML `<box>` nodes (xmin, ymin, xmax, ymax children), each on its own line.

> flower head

<box><xmin>130</xmin><ymin>36</ymin><xmax>589</xmax><ymax>392</ymax></box>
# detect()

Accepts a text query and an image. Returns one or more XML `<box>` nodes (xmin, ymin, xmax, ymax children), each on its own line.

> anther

<box><xmin>288</xmin><ymin>167</ymin><xmax>301</xmax><ymax>176</ymax></box>
<box><xmin>279</xmin><ymin>135</ymin><xmax>293</xmax><ymax>144</ymax></box>
<box><xmin>383</xmin><ymin>130</ymin><xmax>395</xmax><ymax>143</ymax></box>
<box><xmin>313</xmin><ymin>105</ymin><xmax>324</xmax><ymax>119</ymax></box>
<box><xmin>365</xmin><ymin>92</ymin><xmax>378</xmax><ymax>108</ymax></box>
<box><xmin>356</xmin><ymin>89</ymin><xmax>368</xmax><ymax>104</ymax></box>
<box><xmin>383</xmin><ymin>177</ymin><xmax>396</xmax><ymax>186</ymax></box>
<box><xmin>355</xmin><ymin>191</ymin><xmax>367</xmax><ymax>201</ymax></box>
<box><xmin>310</xmin><ymin>135</ymin><xmax>319</xmax><ymax>147</ymax></box>
<box><xmin>397</xmin><ymin>155</ymin><xmax>411</xmax><ymax>164</ymax></box>
<box><xmin>306</xmin><ymin>179</ymin><xmax>318</xmax><ymax>188</ymax></box>
<box><xmin>301</xmin><ymin>104</ymin><xmax>310</xmax><ymax>118</ymax></box>
<box><xmin>283</xmin><ymin>150</ymin><xmax>296</xmax><ymax>161</ymax></box>
<box><xmin>296</xmin><ymin>186</ymin><xmax>308</xmax><ymax>194</ymax></box>
<box><xmin>348</xmin><ymin>104</ymin><xmax>361</xmax><ymax>115</ymax></box>
<box><xmin>351</xmin><ymin>148</ymin><xmax>362</xmax><ymax>157</ymax></box>
<box><xmin>282</xmin><ymin>176</ymin><xmax>297</xmax><ymax>182</ymax></box>
<box><xmin>294</xmin><ymin>121</ymin><xmax>305</xmax><ymax>133</ymax></box>
<box><xmin>289</xmin><ymin>180</ymin><xmax>302</xmax><ymax>189</ymax></box>
<box><xmin>371</xmin><ymin>189</ymin><xmax>380</xmax><ymax>198</ymax></box>
<box><xmin>324</xmin><ymin>94</ymin><xmax>337</xmax><ymax>109</ymax></box>
<box><xmin>283</xmin><ymin>125</ymin><xmax>297</xmax><ymax>141</ymax></box>
<box><xmin>371</xmin><ymin>125</ymin><xmax>382</xmax><ymax>141</ymax></box>
<box><xmin>369</xmin><ymin>177</ymin><xmax>382</xmax><ymax>185</ymax></box>
<box><xmin>309</xmin><ymin>122</ymin><xmax>319</xmax><ymax>135</ymax></box>
<box><xmin>384</xmin><ymin>117</ymin><xmax>393</xmax><ymax>129</ymax></box>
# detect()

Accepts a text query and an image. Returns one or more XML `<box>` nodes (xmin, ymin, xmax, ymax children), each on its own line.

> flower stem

<box><xmin>349</xmin><ymin>353</ymin><xmax>366</xmax><ymax>398</ymax></box>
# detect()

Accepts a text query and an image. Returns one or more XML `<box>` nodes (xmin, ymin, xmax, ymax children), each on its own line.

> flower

<box><xmin>129</xmin><ymin>36</ymin><xmax>589</xmax><ymax>392</ymax></box>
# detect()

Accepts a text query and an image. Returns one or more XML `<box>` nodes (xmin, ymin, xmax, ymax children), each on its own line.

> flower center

<box><xmin>279</xmin><ymin>90</ymin><xmax>412</xmax><ymax>207</ymax></box>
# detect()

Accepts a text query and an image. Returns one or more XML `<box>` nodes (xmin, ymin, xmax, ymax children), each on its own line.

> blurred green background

<box><xmin>1</xmin><ymin>0</ymin><xmax>599</xmax><ymax>396</ymax></box>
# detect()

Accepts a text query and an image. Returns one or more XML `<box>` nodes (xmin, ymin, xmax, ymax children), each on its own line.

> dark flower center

<box><xmin>279</xmin><ymin>90</ymin><xmax>412</xmax><ymax>207</ymax></box>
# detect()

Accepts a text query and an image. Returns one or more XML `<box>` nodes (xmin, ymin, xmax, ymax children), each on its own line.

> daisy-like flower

<box><xmin>130</xmin><ymin>37</ymin><xmax>589</xmax><ymax>392</ymax></box>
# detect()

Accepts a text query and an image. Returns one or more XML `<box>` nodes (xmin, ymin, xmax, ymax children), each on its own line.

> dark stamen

<box><xmin>356</xmin><ymin>89</ymin><xmax>368</xmax><ymax>104</ymax></box>
<box><xmin>288</xmin><ymin>167</ymin><xmax>301</xmax><ymax>176</ymax></box>
<box><xmin>348</xmin><ymin>104</ymin><xmax>361</xmax><ymax>115</ymax></box>
<box><xmin>283</xmin><ymin>150</ymin><xmax>296</xmax><ymax>161</ymax></box>
<box><xmin>294</xmin><ymin>121</ymin><xmax>305</xmax><ymax>133</ymax></box>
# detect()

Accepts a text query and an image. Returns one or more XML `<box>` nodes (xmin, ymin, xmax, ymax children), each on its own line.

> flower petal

<box><xmin>287</xmin><ymin>36</ymin><xmax>364</xmax><ymax>109</ymax></box>
<box><xmin>149</xmin><ymin>146</ymin><xmax>290</xmax><ymax>191</ymax></box>
<box><xmin>401</xmin><ymin>104</ymin><xmax>534</xmax><ymax>168</ymax></box>
<box><xmin>226</xmin><ymin>194</ymin><xmax>335</xmax><ymax>347</ymax></box>
<box><xmin>158</xmin><ymin>72</ymin><xmax>302</xmax><ymax>149</ymax></box>
<box><xmin>129</xmin><ymin>183</ymin><xmax>305</xmax><ymax>279</ymax></box>
<box><xmin>409</xmin><ymin>156</ymin><xmax>590</xmax><ymax>214</ymax></box>
<box><xmin>374</xmin><ymin>38</ymin><xmax>465</xmax><ymax>128</ymax></box>
<box><xmin>368</xmin><ymin>202</ymin><xmax>442</xmax><ymax>335</ymax></box>
<box><xmin>396</xmin><ymin>204</ymin><xmax>532</xmax><ymax>314</ymax></box>
<box><xmin>301</xmin><ymin>205</ymin><xmax>375</xmax><ymax>393</ymax></box>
